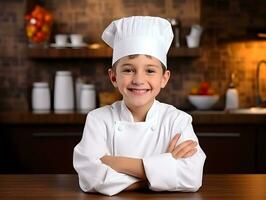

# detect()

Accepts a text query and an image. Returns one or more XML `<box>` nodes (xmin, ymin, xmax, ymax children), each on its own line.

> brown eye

<box><xmin>147</xmin><ymin>69</ymin><xmax>155</xmax><ymax>74</ymax></box>
<box><xmin>122</xmin><ymin>68</ymin><xmax>134</xmax><ymax>73</ymax></box>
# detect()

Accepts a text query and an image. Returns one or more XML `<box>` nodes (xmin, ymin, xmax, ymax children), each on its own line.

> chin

<box><xmin>127</xmin><ymin>99</ymin><xmax>155</xmax><ymax>108</ymax></box>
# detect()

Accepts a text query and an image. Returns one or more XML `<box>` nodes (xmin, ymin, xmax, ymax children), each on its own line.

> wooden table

<box><xmin>0</xmin><ymin>174</ymin><xmax>265</xmax><ymax>199</ymax></box>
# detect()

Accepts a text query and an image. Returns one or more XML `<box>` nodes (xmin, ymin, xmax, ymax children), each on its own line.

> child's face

<box><xmin>108</xmin><ymin>55</ymin><xmax>170</xmax><ymax>110</ymax></box>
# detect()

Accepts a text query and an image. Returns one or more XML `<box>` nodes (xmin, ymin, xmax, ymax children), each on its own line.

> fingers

<box><xmin>182</xmin><ymin>148</ymin><xmax>198</xmax><ymax>158</ymax></box>
<box><xmin>171</xmin><ymin>140</ymin><xmax>198</xmax><ymax>159</ymax></box>
<box><xmin>167</xmin><ymin>133</ymin><xmax>180</xmax><ymax>153</ymax></box>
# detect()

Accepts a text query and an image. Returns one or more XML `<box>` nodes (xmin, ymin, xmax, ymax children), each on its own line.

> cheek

<box><xmin>116</xmin><ymin>75</ymin><xmax>130</xmax><ymax>87</ymax></box>
<box><xmin>150</xmin><ymin>77</ymin><xmax>164</xmax><ymax>88</ymax></box>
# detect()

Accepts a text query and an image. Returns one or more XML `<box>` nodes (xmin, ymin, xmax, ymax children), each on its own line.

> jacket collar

<box><xmin>120</xmin><ymin>99</ymin><xmax>159</xmax><ymax>123</ymax></box>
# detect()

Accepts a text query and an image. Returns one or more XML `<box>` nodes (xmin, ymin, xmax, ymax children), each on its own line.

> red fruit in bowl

<box><xmin>198</xmin><ymin>88</ymin><xmax>208</xmax><ymax>95</ymax></box>
<box><xmin>200</xmin><ymin>81</ymin><xmax>210</xmax><ymax>90</ymax></box>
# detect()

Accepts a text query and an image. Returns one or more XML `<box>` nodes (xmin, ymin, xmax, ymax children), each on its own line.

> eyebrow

<box><xmin>120</xmin><ymin>63</ymin><xmax>134</xmax><ymax>67</ymax></box>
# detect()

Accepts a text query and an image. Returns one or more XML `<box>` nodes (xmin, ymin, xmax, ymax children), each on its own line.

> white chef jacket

<box><xmin>73</xmin><ymin>100</ymin><xmax>206</xmax><ymax>196</ymax></box>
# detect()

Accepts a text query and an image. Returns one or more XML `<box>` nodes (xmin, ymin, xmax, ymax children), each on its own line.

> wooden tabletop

<box><xmin>0</xmin><ymin>174</ymin><xmax>265</xmax><ymax>199</ymax></box>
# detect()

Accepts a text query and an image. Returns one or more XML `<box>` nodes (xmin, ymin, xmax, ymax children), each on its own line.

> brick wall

<box><xmin>0</xmin><ymin>0</ymin><xmax>266</xmax><ymax>111</ymax></box>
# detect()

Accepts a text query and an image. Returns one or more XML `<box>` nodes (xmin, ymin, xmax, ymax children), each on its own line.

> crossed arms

<box><xmin>100</xmin><ymin>133</ymin><xmax>198</xmax><ymax>190</ymax></box>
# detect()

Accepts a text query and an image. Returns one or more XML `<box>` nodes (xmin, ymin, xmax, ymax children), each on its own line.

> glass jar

<box><xmin>24</xmin><ymin>5</ymin><xmax>53</xmax><ymax>48</ymax></box>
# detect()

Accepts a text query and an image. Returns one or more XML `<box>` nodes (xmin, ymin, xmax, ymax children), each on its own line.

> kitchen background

<box><xmin>1</xmin><ymin>0</ymin><xmax>266</xmax><ymax>112</ymax></box>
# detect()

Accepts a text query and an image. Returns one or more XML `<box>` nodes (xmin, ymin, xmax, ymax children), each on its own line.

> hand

<box><xmin>167</xmin><ymin>133</ymin><xmax>198</xmax><ymax>159</ymax></box>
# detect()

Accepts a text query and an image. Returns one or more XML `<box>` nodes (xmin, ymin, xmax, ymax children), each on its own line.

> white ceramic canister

<box><xmin>54</xmin><ymin>71</ymin><xmax>74</xmax><ymax>113</ymax></box>
<box><xmin>190</xmin><ymin>24</ymin><xmax>203</xmax><ymax>38</ymax></box>
<box><xmin>80</xmin><ymin>84</ymin><xmax>96</xmax><ymax>113</ymax></box>
<box><xmin>31</xmin><ymin>82</ymin><xmax>51</xmax><ymax>113</ymax></box>
<box><xmin>225</xmin><ymin>88</ymin><xmax>239</xmax><ymax>110</ymax></box>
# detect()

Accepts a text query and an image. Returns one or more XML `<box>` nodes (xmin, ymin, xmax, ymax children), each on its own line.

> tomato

<box><xmin>198</xmin><ymin>88</ymin><xmax>208</xmax><ymax>95</ymax></box>
<box><xmin>44</xmin><ymin>13</ymin><xmax>53</xmax><ymax>24</ymax></box>
<box><xmin>35</xmin><ymin>20</ymin><xmax>44</xmax><ymax>29</ymax></box>
<box><xmin>35</xmin><ymin>12</ymin><xmax>44</xmax><ymax>21</ymax></box>
<box><xmin>200</xmin><ymin>81</ymin><xmax>210</xmax><ymax>90</ymax></box>
<box><xmin>35</xmin><ymin>31</ymin><xmax>46</xmax><ymax>42</ymax></box>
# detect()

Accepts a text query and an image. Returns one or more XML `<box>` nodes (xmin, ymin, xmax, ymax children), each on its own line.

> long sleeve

<box><xmin>73</xmin><ymin>113</ymin><xmax>138</xmax><ymax>196</ymax></box>
<box><xmin>142</xmin><ymin>113</ymin><xmax>206</xmax><ymax>192</ymax></box>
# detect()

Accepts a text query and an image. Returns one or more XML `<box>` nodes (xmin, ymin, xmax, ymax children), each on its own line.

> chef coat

<box><xmin>73</xmin><ymin>100</ymin><xmax>206</xmax><ymax>196</ymax></box>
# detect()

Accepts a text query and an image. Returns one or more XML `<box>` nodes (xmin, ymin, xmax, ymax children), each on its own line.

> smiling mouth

<box><xmin>128</xmin><ymin>88</ymin><xmax>150</xmax><ymax>95</ymax></box>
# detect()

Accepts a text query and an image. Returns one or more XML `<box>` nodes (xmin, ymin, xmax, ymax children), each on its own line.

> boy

<box><xmin>73</xmin><ymin>16</ymin><xmax>206</xmax><ymax>196</ymax></box>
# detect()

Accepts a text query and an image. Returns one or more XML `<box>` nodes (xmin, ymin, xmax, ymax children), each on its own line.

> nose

<box><xmin>132</xmin><ymin>71</ymin><xmax>145</xmax><ymax>85</ymax></box>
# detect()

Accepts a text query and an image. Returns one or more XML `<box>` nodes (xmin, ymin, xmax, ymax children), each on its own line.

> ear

<box><xmin>161</xmin><ymin>70</ymin><xmax>170</xmax><ymax>88</ymax></box>
<box><xmin>108</xmin><ymin>68</ymin><xmax>118</xmax><ymax>88</ymax></box>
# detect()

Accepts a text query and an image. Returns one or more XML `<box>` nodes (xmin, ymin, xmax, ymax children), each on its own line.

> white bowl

<box><xmin>188</xmin><ymin>95</ymin><xmax>219</xmax><ymax>110</ymax></box>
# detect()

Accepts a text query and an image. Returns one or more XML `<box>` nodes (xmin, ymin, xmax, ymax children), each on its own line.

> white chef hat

<box><xmin>102</xmin><ymin>16</ymin><xmax>173</xmax><ymax>67</ymax></box>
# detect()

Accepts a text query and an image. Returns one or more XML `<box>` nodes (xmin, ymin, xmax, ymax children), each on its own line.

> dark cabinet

<box><xmin>1</xmin><ymin>118</ymin><xmax>265</xmax><ymax>174</ymax></box>
<box><xmin>257</xmin><ymin>126</ymin><xmax>266</xmax><ymax>173</ymax></box>
<box><xmin>194</xmin><ymin>124</ymin><xmax>256</xmax><ymax>173</ymax></box>
<box><xmin>1</xmin><ymin>124</ymin><xmax>83</xmax><ymax>173</ymax></box>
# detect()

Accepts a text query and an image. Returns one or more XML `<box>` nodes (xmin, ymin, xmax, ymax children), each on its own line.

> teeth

<box><xmin>129</xmin><ymin>89</ymin><xmax>149</xmax><ymax>94</ymax></box>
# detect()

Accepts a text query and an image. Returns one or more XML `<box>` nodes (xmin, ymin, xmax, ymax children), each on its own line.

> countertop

<box><xmin>0</xmin><ymin>174</ymin><xmax>265</xmax><ymax>199</ymax></box>
<box><xmin>1</xmin><ymin>111</ymin><xmax>266</xmax><ymax>125</ymax></box>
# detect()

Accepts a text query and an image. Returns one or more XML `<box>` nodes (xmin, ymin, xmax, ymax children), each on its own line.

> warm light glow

<box><xmin>257</xmin><ymin>33</ymin><xmax>266</xmax><ymax>38</ymax></box>
<box><xmin>88</xmin><ymin>43</ymin><xmax>102</xmax><ymax>49</ymax></box>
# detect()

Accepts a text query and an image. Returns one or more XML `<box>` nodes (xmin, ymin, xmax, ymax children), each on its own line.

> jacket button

<box><xmin>118</xmin><ymin>126</ymin><xmax>123</xmax><ymax>131</ymax></box>
<box><xmin>151</xmin><ymin>126</ymin><xmax>156</xmax><ymax>131</ymax></box>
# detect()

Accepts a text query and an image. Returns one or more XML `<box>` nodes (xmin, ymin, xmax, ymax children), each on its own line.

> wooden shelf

<box><xmin>27</xmin><ymin>46</ymin><xmax>201</xmax><ymax>59</ymax></box>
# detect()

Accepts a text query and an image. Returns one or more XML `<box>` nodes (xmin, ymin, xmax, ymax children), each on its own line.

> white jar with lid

<box><xmin>225</xmin><ymin>87</ymin><xmax>239</xmax><ymax>110</ymax></box>
<box><xmin>225</xmin><ymin>73</ymin><xmax>239</xmax><ymax>110</ymax></box>
<box><xmin>80</xmin><ymin>84</ymin><xmax>96</xmax><ymax>113</ymax></box>
<box><xmin>32</xmin><ymin>82</ymin><xmax>51</xmax><ymax>113</ymax></box>
<box><xmin>54</xmin><ymin>71</ymin><xmax>74</xmax><ymax>113</ymax></box>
